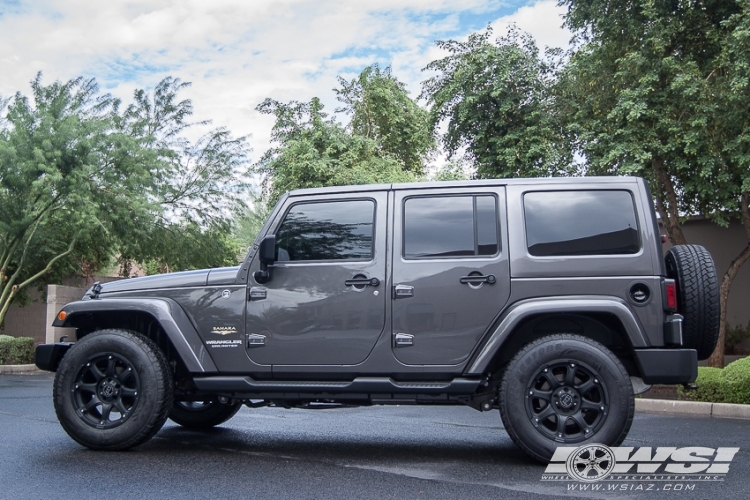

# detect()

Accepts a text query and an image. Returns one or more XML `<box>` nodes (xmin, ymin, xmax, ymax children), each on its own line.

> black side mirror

<box><xmin>254</xmin><ymin>235</ymin><xmax>276</xmax><ymax>284</ymax></box>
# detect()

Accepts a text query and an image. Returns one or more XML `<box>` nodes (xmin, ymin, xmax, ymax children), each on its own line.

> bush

<box><xmin>726</xmin><ymin>321</ymin><xmax>750</xmax><ymax>355</ymax></box>
<box><xmin>0</xmin><ymin>336</ymin><xmax>35</xmax><ymax>365</ymax></box>
<box><xmin>722</xmin><ymin>356</ymin><xmax>750</xmax><ymax>404</ymax></box>
<box><xmin>678</xmin><ymin>367</ymin><xmax>724</xmax><ymax>402</ymax></box>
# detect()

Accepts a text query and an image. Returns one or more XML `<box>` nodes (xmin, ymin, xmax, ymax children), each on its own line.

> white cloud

<box><xmin>490</xmin><ymin>0</ymin><xmax>570</xmax><ymax>50</ymax></box>
<box><xmin>0</xmin><ymin>0</ymin><xmax>569</xmax><ymax>164</ymax></box>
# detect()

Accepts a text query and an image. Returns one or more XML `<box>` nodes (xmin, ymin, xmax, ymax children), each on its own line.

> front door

<box><xmin>391</xmin><ymin>186</ymin><xmax>510</xmax><ymax>365</ymax></box>
<box><xmin>245</xmin><ymin>192</ymin><xmax>387</xmax><ymax>366</ymax></box>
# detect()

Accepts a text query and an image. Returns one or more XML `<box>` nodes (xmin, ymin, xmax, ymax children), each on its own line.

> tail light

<box><xmin>663</xmin><ymin>279</ymin><xmax>677</xmax><ymax>312</ymax></box>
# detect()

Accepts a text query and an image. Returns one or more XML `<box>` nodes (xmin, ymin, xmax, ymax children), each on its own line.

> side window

<box><xmin>524</xmin><ymin>190</ymin><xmax>640</xmax><ymax>257</ymax></box>
<box><xmin>404</xmin><ymin>195</ymin><xmax>499</xmax><ymax>259</ymax></box>
<box><xmin>275</xmin><ymin>200</ymin><xmax>375</xmax><ymax>261</ymax></box>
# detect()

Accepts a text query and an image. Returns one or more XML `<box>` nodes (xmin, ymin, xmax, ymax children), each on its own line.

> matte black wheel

<box><xmin>499</xmin><ymin>334</ymin><xmax>634</xmax><ymax>463</ymax></box>
<box><xmin>665</xmin><ymin>244</ymin><xmax>720</xmax><ymax>360</ymax></box>
<box><xmin>53</xmin><ymin>329</ymin><xmax>173</xmax><ymax>450</ymax></box>
<box><xmin>169</xmin><ymin>400</ymin><xmax>242</xmax><ymax>429</ymax></box>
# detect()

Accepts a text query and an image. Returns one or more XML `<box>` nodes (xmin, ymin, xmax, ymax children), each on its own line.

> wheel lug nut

<box><xmin>594</xmin><ymin>379</ymin><xmax>598</xmax><ymax>383</ymax></box>
<box><xmin>600</xmin><ymin>406</ymin><xmax>605</xmax><ymax>411</ymax></box>
<box><xmin>570</xmin><ymin>363</ymin><xmax>576</xmax><ymax>368</ymax></box>
<box><xmin>529</xmin><ymin>391</ymin><xmax>533</xmax><ymax>395</ymax></box>
<box><xmin>543</xmin><ymin>368</ymin><xmax>548</xmax><ymax>373</ymax></box>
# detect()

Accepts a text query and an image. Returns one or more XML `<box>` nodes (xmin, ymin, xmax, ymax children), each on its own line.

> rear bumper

<box><xmin>35</xmin><ymin>343</ymin><xmax>74</xmax><ymax>372</ymax></box>
<box><xmin>634</xmin><ymin>349</ymin><xmax>697</xmax><ymax>385</ymax></box>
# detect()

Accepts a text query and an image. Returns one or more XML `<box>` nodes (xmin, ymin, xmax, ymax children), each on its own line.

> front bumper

<box><xmin>634</xmin><ymin>349</ymin><xmax>697</xmax><ymax>385</ymax></box>
<box><xmin>35</xmin><ymin>343</ymin><xmax>74</xmax><ymax>372</ymax></box>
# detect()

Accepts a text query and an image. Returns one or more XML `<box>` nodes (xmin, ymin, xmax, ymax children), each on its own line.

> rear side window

<box><xmin>275</xmin><ymin>200</ymin><xmax>375</xmax><ymax>261</ymax></box>
<box><xmin>524</xmin><ymin>190</ymin><xmax>639</xmax><ymax>256</ymax></box>
<box><xmin>404</xmin><ymin>195</ymin><xmax>499</xmax><ymax>259</ymax></box>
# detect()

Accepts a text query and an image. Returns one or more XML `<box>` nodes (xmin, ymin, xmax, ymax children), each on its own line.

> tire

<box><xmin>665</xmin><ymin>244</ymin><xmax>720</xmax><ymax>360</ymax></box>
<box><xmin>52</xmin><ymin>329</ymin><xmax>173</xmax><ymax>451</ymax></box>
<box><xmin>169</xmin><ymin>400</ymin><xmax>242</xmax><ymax>429</ymax></box>
<box><xmin>499</xmin><ymin>334</ymin><xmax>634</xmax><ymax>463</ymax></box>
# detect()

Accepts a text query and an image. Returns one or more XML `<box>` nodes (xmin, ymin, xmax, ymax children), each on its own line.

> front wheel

<box><xmin>52</xmin><ymin>329</ymin><xmax>173</xmax><ymax>451</ymax></box>
<box><xmin>169</xmin><ymin>400</ymin><xmax>242</xmax><ymax>429</ymax></box>
<box><xmin>499</xmin><ymin>334</ymin><xmax>634</xmax><ymax>462</ymax></box>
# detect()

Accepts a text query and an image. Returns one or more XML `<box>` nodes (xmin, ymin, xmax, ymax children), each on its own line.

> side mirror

<box><xmin>259</xmin><ymin>235</ymin><xmax>276</xmax><ymax>265</ymax></box>
<box><xmin>254</xmin><ymin>235</ymin><xmax>276</xmax><ymax>284</ymax></box>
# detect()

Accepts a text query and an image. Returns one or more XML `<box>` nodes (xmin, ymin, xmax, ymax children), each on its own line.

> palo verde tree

<box><xmin>558</xmin><ymin>0</ymin><xmax>748</xmax><ymax>366</ymax></box>
<box><xmin>0</xmin><ymin>75</ymin><xmax>248</xmax><ymax>325</ymax></box>
<box><xmin>421</xmin><ymin>26</ymin><xmax>576</xmax><ymax>179</ymax></box>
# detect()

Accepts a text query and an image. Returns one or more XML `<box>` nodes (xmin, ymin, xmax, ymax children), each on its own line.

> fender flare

<box><xmin>465</xmin><ymin>296</ymin><xmax>649</xmax><ymax>375</ymax></box>
<box><xmin>53</xmin><ymin>297</ymin><xmax>217</xmax><ymax>373</ymax></box>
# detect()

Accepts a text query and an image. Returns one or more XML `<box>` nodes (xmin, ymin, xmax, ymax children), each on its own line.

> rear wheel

<box><xmin>169</xmin><ymin>400</ymin><xmax>242</xmax><ymax>429</ymax></box>
<box><xmin>499</xmin><ymin>334</ymin><xmax>634</xmax><ymax>462</ymax></box>
<box><xmin>665</xmin><ymin>244</ymin><xmax>720</xmax><ymax>360</ymax></box>
<box><xmin>53</xmin><ymin>329</ymin><xmax>173</xmax><ymax>450</ymax></box>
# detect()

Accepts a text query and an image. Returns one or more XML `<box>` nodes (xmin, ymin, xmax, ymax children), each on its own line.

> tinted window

<box><xmin>524</xmin><ymin>191</ymin><xmax>640</xmax><ymax>256</ymax></box>
<box><xmin>404</xmin><ymin>195</ymin><xmax>499</xmax><ymax>259</ymax></box>
<box><xmin>275</xmin><ymin>200</ymin><xmax>374</xmax><ymax>261</ymax></box>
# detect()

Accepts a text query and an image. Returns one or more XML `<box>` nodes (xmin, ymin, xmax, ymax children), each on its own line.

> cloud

<box><xmin>0</xmin><ymin>0</ymin><xmax>569</xmax><ymax>164</ymax></box>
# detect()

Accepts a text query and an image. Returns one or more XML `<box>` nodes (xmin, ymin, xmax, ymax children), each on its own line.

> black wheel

<box><xmin>169</xmin><ymin>400</ymin><xmax>242</xmax><ymax>429</ymax></box>
<box><xmin>499</xmin><ymin>334</ymin><xmax>634</xmax><ymax>463</ymax></box>
<box><xmin>53</xmin><ymin>329</ymin><xmax>173</xmax><ymax>450</ymax></box>
<box><xmin>665</xmin><ymin>244</ymin><xmax>720</xmax><ymax>360</ymax></box>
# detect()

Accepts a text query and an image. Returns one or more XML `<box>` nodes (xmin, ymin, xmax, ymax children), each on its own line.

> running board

<box><xmin>192</xmin><ymin>376</ymin><xmax>481</xmax><ymax>395</ymax></box>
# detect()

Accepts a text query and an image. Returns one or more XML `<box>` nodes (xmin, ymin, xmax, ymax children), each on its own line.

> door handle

<box><xmin>460</xmin><ymin>274</ymin><xmax>496</xmax><ymax>285</ymax></box>
<box><xmin>345</xmin><ymin>277</ymin><xmax>380</xmax><ymax>287</ymax></box>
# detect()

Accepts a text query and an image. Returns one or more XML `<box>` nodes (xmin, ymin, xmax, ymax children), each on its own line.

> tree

<box><xmin>254</xmin><ymin>96</ymin><xmax>417</xmax><ymax>206</ymax></box>
<box><xmin>0</xmin><ymin>75</ymin><xmax>248</xmax><ymax>325</ymax></box>
<box><xmin>421</xmin><ymin>26</ymin><xmax>576</xmax><ymax>179</ymax></box>
<box><xmin>558</xmin><ymin>0</ymin><xmax>747</xmax><ymax>366</ymax></box>
<box><xmin>335</xmin><ymin>64</ymin><xmax>435</xmax><ymax>174</ymax></box>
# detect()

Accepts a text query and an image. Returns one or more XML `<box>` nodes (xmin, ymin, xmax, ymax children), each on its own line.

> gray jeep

<box><xmin>36</xmin><ymin>177</ymin><xmax>719</xmax><ymax>461</ymax></box>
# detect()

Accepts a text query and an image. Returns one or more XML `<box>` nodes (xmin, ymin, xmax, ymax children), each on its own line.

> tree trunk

<box><xmin>707</xmin><ymin>193</ymin><xmax>750</xmax><ymax>368</ymax></box>
<box><xmin>652</xmin><ymin>158</ymin><xmax>687</xmax><ymax>245</ymax></box>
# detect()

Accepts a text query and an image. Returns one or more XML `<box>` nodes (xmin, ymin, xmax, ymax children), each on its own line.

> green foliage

<box><xmin>726</xmin><ymin>321</ymin><xmax>750</xmax><ymax>355</ymax></box>
<box><xmin>335</xmin><ymin>64</ymin><xmax>435</xmax><ymax>174</ymax></box>
<box><xmin>254</xmin><ymin>94</ymin><xmax>417</xmax><ymax>206</ymax></box>
<box><xmin>0</xmin><ymin>336</ymin><xmax>34</xmax><ymax>365</ymax></box>
<box><xmin>0</xmin><ymin>75</ymin><xmax>249</xmax><ymax>322</ymax></box>
<box><xmin>722</xmin><ymin>356</ymin><xmax>750</xmax><ymax>404</ymax></box>
<box><xmin>421</xmin><ymin>26</ymin><xmax>575</xmax><ymax>179</ymax></box>
<box><xmin>678</xmin><ymin>357</ymin><xmax>750</xmax><ymax>404</ymax></box>
<box><xmin>678</xmin><ymin>367</ymin><xmax>725</xmax><ymax>402</ymax></box>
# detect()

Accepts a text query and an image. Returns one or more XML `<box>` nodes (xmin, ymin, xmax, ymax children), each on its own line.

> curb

<box><xmin>0</xmin><ymin>364</ymin><xmax>45</xmax><ymax>375</ymax></box>
<box><xmin>636</xmin><ymin>398</ymin><xmax>750</xmax><ymax>420</ymax></box>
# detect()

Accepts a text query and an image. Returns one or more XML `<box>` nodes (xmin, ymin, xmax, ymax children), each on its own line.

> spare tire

<box><xmin>664</xmin><ymin>244</ymin><xmax>720</xmax><ymax>360</ymax></box>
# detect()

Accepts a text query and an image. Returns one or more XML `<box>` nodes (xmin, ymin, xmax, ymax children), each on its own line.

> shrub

<box><xmin>678</xmin><ymin>367</ymin><xmax>724</xmax><ymax>402</ymax></box>
<box><xmin>722</xmin><ymin>356</ymin><xmax>750</xmax><ymax>405</ymax></box>
<box><xmin>726</xmin><ymin>321</ymin><xmax>750</xmax><ymax>355</ymax></box>
<box><xmin>0</xmin><ymin>336</ymin><xmax>35</xmax><ymax>365</ymax></box>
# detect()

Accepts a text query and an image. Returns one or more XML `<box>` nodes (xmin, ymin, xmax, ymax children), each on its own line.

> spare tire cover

<box><xmin>664</xmin><ymin>244</ymin><xmax>720</xmax><ymax>360</ymax></box>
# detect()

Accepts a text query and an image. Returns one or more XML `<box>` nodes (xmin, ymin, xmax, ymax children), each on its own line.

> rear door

<box><xmin>391</xmin><ymin>186</ymin><xmax>510</xmax><ymax>365</ymax></box>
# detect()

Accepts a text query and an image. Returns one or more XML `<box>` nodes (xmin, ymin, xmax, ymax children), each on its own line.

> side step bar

<box><xmin>193</xmin><ymin>376</ymin><xmax>481</xmax><ymax>395</ymax></box>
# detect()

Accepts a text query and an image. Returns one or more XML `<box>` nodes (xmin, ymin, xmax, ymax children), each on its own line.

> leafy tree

<box><xmin>335</xmin><ymin>64</ymin><xmax>435</xmax><ymax>174</ymax></box>
<box><xmin>0</xmin><ymin>75</ymin><xmax>248</xmax><ymax>324</ymax></box>
<box><xmin>254</xmin><ymin>96</ymin><xmax>416</xmax><ymax>206</ymax></box>
<box><xmin>421</xmin><ymin>26</ymin><xmax>575</xmax><ymax>179</ymax></box>
<box><xmin>558</xmin><ymin>0</ymin><xmax>747</xmax><ymax>366</ymax></box>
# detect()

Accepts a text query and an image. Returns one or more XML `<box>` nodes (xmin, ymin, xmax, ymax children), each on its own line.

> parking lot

<box><xmin>1</xmin><ymin>373</ymin><xmax>749</xmax><ymax>499</ymax></box>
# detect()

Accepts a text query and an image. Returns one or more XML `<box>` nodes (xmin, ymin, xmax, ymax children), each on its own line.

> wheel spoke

<box><xmin>570</xmin><ymin>412</ymin><xmax>587</xmax><ymax>434</ymax></box>
<box><xmin>78</xmin><ymin>382</ymin><xmax>97</xmax><ymax>393</ymax></box>
<box><xmin>581</xmin><ymin>399</ymin><xmax>603</xmax><ymax>411</ymax></box>
<box><xmin>114</xmin><ymin>399</ymin><xmax>129</xmax><ymax>416</ymax></box>
<box><xmin>535</xmin><ymin>404</ymin><xmax>557</xmax><ymax>421</ymax></box>
<box><xmin>100</xmin><ymin>403</ymin><xmax>113</xmax><ymax>422</ymax></box>
<box><xmin>576</xmin><ymin>379</ymin><xmax>595</xmax><ymax>395</ymax></box>
<box><xmin>564</xmin><ymin>366</ymin><xmax>576</xmax><ymax>386</ymax></box>
<box><xmin>106</xmin><ymin>357</ymin><xmax>115</xmax><ymax>376</ymax></box>
<box><xmin>530</xmin><ymin>388</ymin><xmax>553</xmax><ymax>401</ymax></box>
<box><xmin>543</xmin><ymin>371</ymin><xmax>560</xmax><ymax>389</ymax></box>
<box><xmin>84</xmin><ymin>397</ymin><xmax>101</xmax><ymax>411</ymax></box>
<box><xmin>120</xmin><ymin>387</ymin><xmax>137</xmax><ymax>397</ymax></box>
<box><xmin>556</xmin><ymin>415</ymin><xmax>568</xmax><ymax>434</ymax></box>
<box><xmin>90</xmin><ymin>364</ymin><xmax>106</xmax><ymax>381</ymax></box>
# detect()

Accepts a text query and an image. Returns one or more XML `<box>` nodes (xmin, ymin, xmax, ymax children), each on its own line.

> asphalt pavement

<box><xmin>1</xmin><ymin>373</ymin><xmax>749</xmax><ymax>500</ymax></box>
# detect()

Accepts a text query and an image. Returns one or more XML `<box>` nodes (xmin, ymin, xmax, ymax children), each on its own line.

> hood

<box><xmin>93</xmin><ymin>266</ymin><xmax>240</xmax><ymax>295</ymax></box>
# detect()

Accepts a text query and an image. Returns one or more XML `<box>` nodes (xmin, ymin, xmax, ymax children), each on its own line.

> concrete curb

<box><xmin>636</xmin><ymin>398</ymin><xmax>750</xmax><ymax>420</ymax></box>
<box><xmin>0</xmin><ymin>364</ymin><xmax>44</xmax><ymax>375</ymax></box>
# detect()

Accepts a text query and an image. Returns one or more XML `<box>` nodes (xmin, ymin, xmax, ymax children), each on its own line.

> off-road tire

<box><xmin>53</xmin><ymin>329</ymin><xmax>173</xmax><ymax>450</ymax></box>
<box><xmin>665</xmin><ymin>244</ymin><xmax>720</xmax><ymax>360</ymax></box>
<box><xmin>169</xmin><ymin>400</ymin><xmax>242</xmax><ymax>429</ymax></box>
<box><xmin>499</xmin><ymin>334</ymin><xmax>634</xmax><ymax>463</ymax></box>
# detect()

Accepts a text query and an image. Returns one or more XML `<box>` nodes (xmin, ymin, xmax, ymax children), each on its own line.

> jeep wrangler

<box><xmin>36</xmin><ymin>177</ymin><xmax>719</xmax><ymax>462</ymax></box>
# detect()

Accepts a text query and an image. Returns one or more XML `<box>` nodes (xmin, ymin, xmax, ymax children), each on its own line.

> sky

<box><xmin>0</xmin><ymin>0</ymin><xmax>570</xmax><ymax>166</ymax></box>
